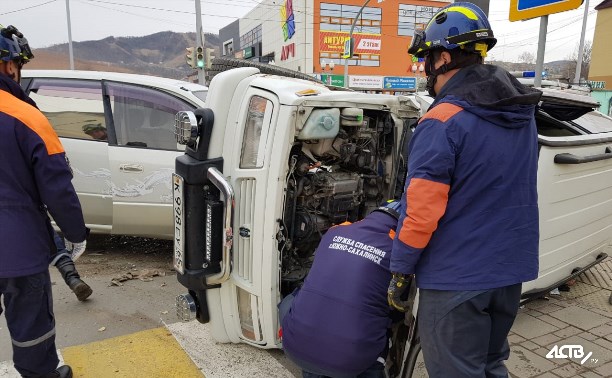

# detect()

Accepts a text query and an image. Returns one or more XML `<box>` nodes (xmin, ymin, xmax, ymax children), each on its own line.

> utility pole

<box><xmin>534</xmin><ymin>16</ymin><xmax>548</xmax><ymax>88</ymax></box>
<box><xmin>343</xmin><ymin>0</ymin><xmax>372</xmax><ymax>89</ymax></box>
<box><xmin>573</xmin><ymin>0</ymin><xmax>590</xmax><ymax>85</ymax></box>
<box><xmin>195</xmin><ymin>0</ymin><xmax>205</xmax><ymax>85</ymax></box>
<box><xmin>65</xmin><ymin>0</ymin><xmax>75</xmax><ymax>70</ymax></box>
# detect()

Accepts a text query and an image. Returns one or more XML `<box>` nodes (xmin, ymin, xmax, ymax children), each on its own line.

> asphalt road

<box><xmin>0</xmin><ymin>235</ymin><xmax>301</xmax><ymax>377</ymax></box>
<box><xmin>0</xmin><ymin>235</ymin><xmax>179</xmax><ymax>362</ymax></box>
<box><xmin>1</xmin><ymin>237</ymin><xmax>610</xmax><ymax>377</ymax></box>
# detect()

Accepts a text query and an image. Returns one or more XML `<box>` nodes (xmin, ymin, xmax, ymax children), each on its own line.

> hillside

<box><xmin>26</xmin><ymin>31</ymin><xmax>220</xmax><ymax>80</ymax></box>
<box><xmin>25</xmin><ymin>31</ymin><xmax>578</xmax><ymax>82</ymax></box>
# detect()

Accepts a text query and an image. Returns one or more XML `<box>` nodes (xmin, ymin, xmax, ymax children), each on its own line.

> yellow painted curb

<box><xmin>61</xmin><ymin>327</ymin><xmax>204</xmax><ymax>377</ymax></box>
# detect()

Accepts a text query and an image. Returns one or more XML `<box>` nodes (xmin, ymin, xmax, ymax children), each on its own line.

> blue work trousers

<box><xmin>417</xmin><ymin>284</ymin><xmax>522</xmax><ymax>378</ymax></box>
<box><xmin>0</xmin><ymin>270</ymin><xmax>59</xmax><ymax>377</ymax></box>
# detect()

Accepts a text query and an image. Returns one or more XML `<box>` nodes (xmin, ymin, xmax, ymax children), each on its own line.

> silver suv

<box><xmin>21</xmin><ymin>70</ymin><xmax>208</xmax><ymax>239</ymax></box>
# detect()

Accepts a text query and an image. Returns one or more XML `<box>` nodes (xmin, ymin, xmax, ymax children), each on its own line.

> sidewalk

<box><xmin>507</xmin><ymin>257</ymin><xmax>612</xmax><ymax>377</ymax></box>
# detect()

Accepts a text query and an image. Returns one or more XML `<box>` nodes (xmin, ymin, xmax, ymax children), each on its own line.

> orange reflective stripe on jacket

<box><xmin>419</xmin><ymin>102</ymin><xmax>463</xmax><ymax>124</ymax></box>
<box><xmin>399</xmin><ymin>177</ymin><xmax>450</xmax><ymax>249</ymax></box>
<box><xmin>0</xmin><ymin>90</ymin><xmax>64</xmax><ymax>155</ymax></box>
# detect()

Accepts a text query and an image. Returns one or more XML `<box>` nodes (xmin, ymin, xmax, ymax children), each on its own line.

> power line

<box><xmin>501</xmin><ymin>10</ymin><xmax>596</xmax><ymax>48</ymax></box>
<box><xmin>75</xmin><ymin>0</ymin><xmax>196</xmax><ymax>29</ymax></box>
<box><xmin>0</xmin><ymin>0</ymin><xmax>58</xmax><ymax>16</ymax></box>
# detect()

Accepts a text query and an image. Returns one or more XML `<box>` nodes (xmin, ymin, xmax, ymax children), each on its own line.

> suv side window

<box><xmin>104</xmin><ymin>81</ymin><xmax>196</xmax><ymax>150</ymax></box>
<box><xmin>27</xmin><ymin>78</ymin><xmax>106</xmax><ymax>141</ymax></box>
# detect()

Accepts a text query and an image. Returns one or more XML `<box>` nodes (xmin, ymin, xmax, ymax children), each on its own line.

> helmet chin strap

<box><xmin>424</xmin><ymin>52</ymin><xmax>458</xmax><ymax>97</ymax></box>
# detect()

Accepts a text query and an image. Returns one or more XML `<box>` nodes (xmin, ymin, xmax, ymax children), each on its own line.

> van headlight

<box><xmin>176</xmin><ymin>293</ymin><xmax>197</xmax><ymax>322</ymax></box>
<box><xmin>174</xmin><ymin>111</ymin><xmax>198</xmax><ymax>145</ymax></box>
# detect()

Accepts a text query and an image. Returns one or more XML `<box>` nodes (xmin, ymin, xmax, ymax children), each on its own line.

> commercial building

<box><xmin>218</xmin><ymin>0</ymin><xmax>458</xmax><ymax>91</ymax></box>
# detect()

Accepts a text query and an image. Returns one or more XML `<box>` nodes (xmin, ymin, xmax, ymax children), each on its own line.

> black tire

<box><xmin>206</xmin><ymin>57</ymin><xmax>322</xmax><ymax>85</ymax></box>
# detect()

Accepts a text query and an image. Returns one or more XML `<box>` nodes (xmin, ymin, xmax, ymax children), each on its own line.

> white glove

<box><xmin>65</xmin><ymin>238</ymin><xmax>87</xmax><ymax>261</ymax></box>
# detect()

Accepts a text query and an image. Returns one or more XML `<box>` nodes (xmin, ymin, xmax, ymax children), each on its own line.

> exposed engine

<box><xmin>279</xmin><ymin>110</ymin><xmax>397</xmax><ymax>294</ymax></box>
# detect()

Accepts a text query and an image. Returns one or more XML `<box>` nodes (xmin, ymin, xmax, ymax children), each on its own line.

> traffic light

<box><xmin>342</xmin><ymin>38</ymin><xmax>353</xmax><ymax>59</ymax></box>
<box><xmin>196</xmin><ymin>46</ymin><xmax>204</xmax><ymax>68</ymax></box>
<box><xmin>185</xmin><ymin>47</ymin><xmax>196</xmax><ymax>68</ymax></box>
<box><xmin>205</xmin><ymin>48</ymin><xmax>215</xmax><ymax>69</ymax></box>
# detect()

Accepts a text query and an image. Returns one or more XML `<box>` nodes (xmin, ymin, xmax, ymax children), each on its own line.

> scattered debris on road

<box><xmin>110</xmin><ymin>269</ymin><xmax>167</xmax><ymax>286</ymax></box>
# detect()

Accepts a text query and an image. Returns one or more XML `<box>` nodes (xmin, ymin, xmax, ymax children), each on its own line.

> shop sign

<box><xmin>589</xmin><ymin>81</ymin><xmax>606</xmax><ymax>90</ymax></box>
<box><xmin>384</xmin><ymin>77</ymin><xmax>416</xmax><ymax>90</ymax></box>
<box><xmin>321</xmin><ymin>74</ymin><xmax>345</xmax><ymax>87</ymax></box>
<box><xmin>281</xmin><ymin>0</ymin><xmax>295</xmax><ymax>41</ymax></box>
<box><xmin>281</xmin><ymin>43</ymin><xmax>295</xmax><ymax>61</ymax></box>
<box><xmin>349</xmin><ymin>75</ymin><xmax>383</xmax><ymax>89</ymax></box>
<box><xmin>320</xmin><ymin>31</ymin><xmax>381</xmax><ymax>54</ymax></box>
<box><xmin>242</xmin><ymin>47</ymin><xmax>254</xmax><ymax>59</ymax></box>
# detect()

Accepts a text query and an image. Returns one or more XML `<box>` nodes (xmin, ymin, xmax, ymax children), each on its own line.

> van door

<box><xmin>530</xmin><ymin>133</ymin><xmax>612</xmax><ymax>293</ymax></box>
<box><xmin>26</xmin><ymin>78</ymin><xmax>112</xmax><ymax>232</ymax></box>
<box><xmin>102</xmin><ymin>81</ymin><xmax>195</xmax><ymax>239</ymax></box>
<box><xmin>219</xmin><ymin>89</ymin><xmax>279</xmax><ymax>344</ymax></box>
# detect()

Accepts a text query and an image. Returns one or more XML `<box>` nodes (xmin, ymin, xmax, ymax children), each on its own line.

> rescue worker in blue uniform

<box><xmin>0</xmin><ymin>23</ymin><xmax>92</xmax><ymax>303</ymax></box>
<box><xmin>387</xmin><ymin>3</ymin><xmax>541</xmax><ymax>378</ymax></box>
<box><xmin>280</xmin><ymin>202</ymin><xmax>408</xmax><ymax>378</ymax></box>
<box><xmin>0</xmin><ymin>24</ymin><xmax>88</xmax><ymax>378</ymax></box>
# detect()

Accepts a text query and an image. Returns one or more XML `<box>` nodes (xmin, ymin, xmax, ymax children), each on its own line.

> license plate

<box><xmin>172</xmin><ymin>173</ymin><xmax>185</xmax><ymax>274</ymax></box>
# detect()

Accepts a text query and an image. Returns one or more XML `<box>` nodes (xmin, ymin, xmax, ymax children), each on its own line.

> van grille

<box><xmin>236</xmin><ymin>178</ymin><xmax>256</xmax><ymax>282</ymax></box>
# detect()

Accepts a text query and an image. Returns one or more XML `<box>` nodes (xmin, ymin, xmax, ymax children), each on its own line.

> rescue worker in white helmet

<box><xmin>388</xmin><ymin>3</ymin><xmax>542</xmax><ymax>377</ymax></box>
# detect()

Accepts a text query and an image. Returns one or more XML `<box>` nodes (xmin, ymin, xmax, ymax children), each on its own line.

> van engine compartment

<box><xmin>278</xmin><ymin>109</ymin><xmax>402</xmax><ymax>295</ymax></box>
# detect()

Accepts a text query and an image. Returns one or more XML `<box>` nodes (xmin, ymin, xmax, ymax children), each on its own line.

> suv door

<box><xmin>103</xmin><ymin>81</ymin><xmax>196</xmax><ymax>238</ymax></box>
<box><xmin>25</xmin><ymin>78</ymin><xmax>112</xmax><ymax>231</ymax></box>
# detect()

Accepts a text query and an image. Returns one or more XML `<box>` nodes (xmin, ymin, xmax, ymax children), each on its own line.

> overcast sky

<box><xmin>1</xmin><ymin>0</ymin><xmax>599</xmax><ymax>63</ymax></box>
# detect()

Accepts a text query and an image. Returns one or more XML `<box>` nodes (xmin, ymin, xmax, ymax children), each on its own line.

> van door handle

<box><xmin>554</xmin><ymin>147</ymin><xmax>612</xmax><ymax>164</ymax></box>
<box><xmin>119</xmin><ymin>164</ymin><xmax>144</xmax><ymax>172</ymax></box>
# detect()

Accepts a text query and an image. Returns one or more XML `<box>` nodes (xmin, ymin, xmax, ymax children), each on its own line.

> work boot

<box><xmin>40</xmin><ymin>365</ymin><xmax>73</xmax><ymax>378</ymax></box>
<box><xmin>55</xmin><ymin>255</ymin><xmax>93</xmax><ymax>301</ymax></box>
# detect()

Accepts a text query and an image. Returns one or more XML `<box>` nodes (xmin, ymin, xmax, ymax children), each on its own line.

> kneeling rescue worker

<box><xmin>387</xmin><ymin>3</ymin><xmax>541</xmax><ymax>378</ymax></box>
<box><xmin>280</xmin><ymin>201</ymin><xmax>412</xmax><ymax>378</ymax></box>
<box><xmin>1</xmin><ymin>24</ymin><xmax>89</xmax><ymax>378</ymax></box>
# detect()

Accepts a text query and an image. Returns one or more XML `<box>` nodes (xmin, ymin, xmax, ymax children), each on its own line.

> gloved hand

<box><xmin>388</xmin><ymin>272</ymin><xmax>415</xmax><ymax>312</ymax></box>
<box><xmin>64</xmin><ymin>239</ymin><xmax>87</xmax><ymax>261</ymax></box>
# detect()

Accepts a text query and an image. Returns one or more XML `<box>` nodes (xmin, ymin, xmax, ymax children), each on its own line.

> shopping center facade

<box><xmin>218</xmin><ymin>0</ymin><xmax>465</xmax><ymax>91</ymax></box>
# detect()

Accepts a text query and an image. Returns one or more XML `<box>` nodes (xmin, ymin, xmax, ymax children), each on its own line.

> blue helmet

<box><xmin>408</xmin><ymin>2</ymin><xmax>496</xmax><ymax>58</ymax></box>
<box><xmin>0</xmin><ymin>24</ymin><xmax>34</xmax><ymax>64</ymax></box>
<box><xmin>373</xmin><ymin>200</ymin><xmax>401</xmax><ymax>220</ymax></box>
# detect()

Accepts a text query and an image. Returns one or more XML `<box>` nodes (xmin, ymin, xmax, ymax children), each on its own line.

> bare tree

<box><xmin>517</xmin><ymin>51</ymin><xmax>536</xmax><ymax>71</ymax></box>
<box><xmin>518</xmin><ymin>51</ymin><xmax>536</xmax><ymax>64</ymax></box>
<box><xmin>565</xmin><ymin>40</ymin><xmax>592</xmax><ymax>83</ymax></box>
